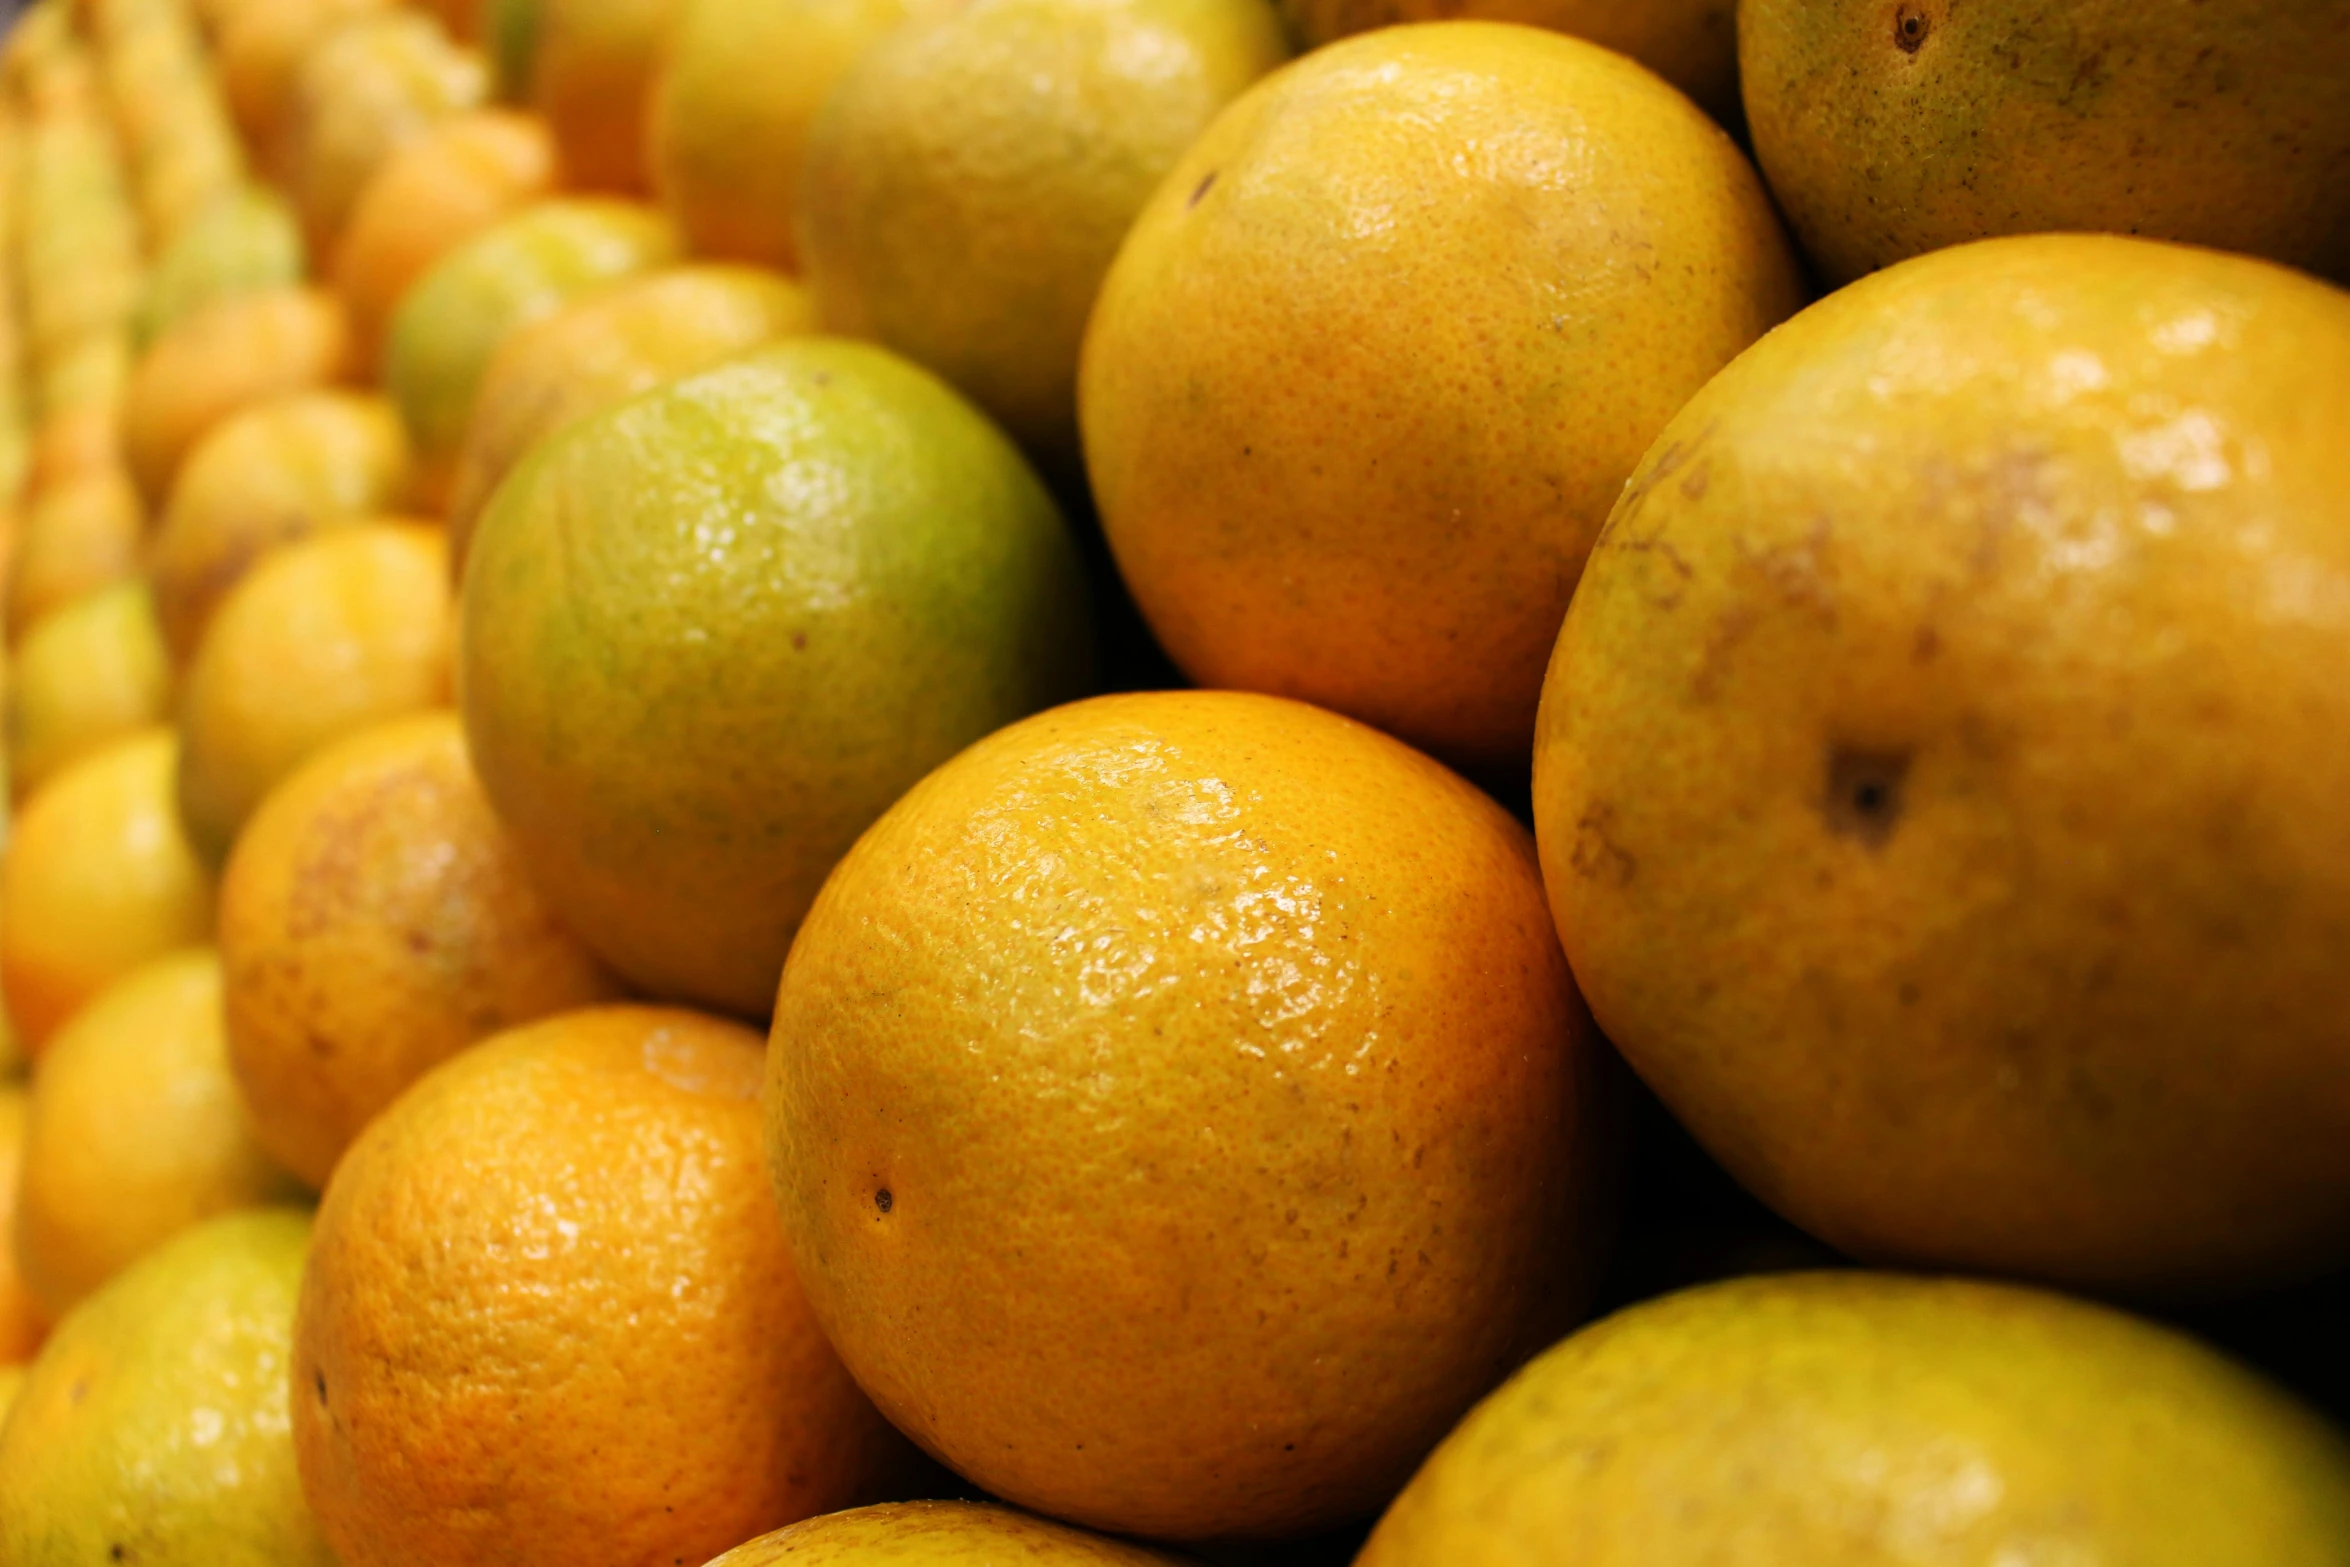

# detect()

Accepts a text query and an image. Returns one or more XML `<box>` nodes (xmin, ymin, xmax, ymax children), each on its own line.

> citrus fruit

<box><xmin>148</xmin><ymin>390</ymin><xmax>414</xmax><ymax>667</ymax></box>
<box><xmin>176</xmin><ymin>522</ymin><xmax>453</xmax><ymax>864</ymax></box>
<box><xmin>218</xmin><ymin>0</ymin><xmax>391</xmax><ymax>178</ymax></box>
<box><xmin>11</xmin><ymin>950</ymin><xmax>300</xmax><ymax>1316</ymax></box>
<box><xmin>26</xmin><ymin>402</ymin><xmax>124</xmax><ymax>494</ymax></box>
<box><xmin>220</xmin><ymin>712</ymin><xmax>621</xmax><ymax>1188</ymax></box>
<box><xmin>1533</xmin><ymin>234</ymin><xmax>2350</xmax><ymax>1297</ymax></box>
<box><xmin>384</xmin><ymin>196</ymin><xmax>679</xmax><ymax>507</ymax></box>
<box><xmin>134</xmin><ymin>181</ymin><xmax>306</xmax><ymax>348</ymax></box>
<box><xmin>648</xmin><ymin>0</ymin><xmax>946</xmax><ymax>271</ymax></box>
<box><xmin>445</xmin><ymin>262</ymin><xmax>812</xmax><ymax>572</ymax></box>
<box><xmin>766</xmin><ymin>689</ymin><xmax>1615</xmax><ymax>1539</ymax></box>
<box><xmin>1742</xmin><ymin>0</ymin><xmax>2350</xmax><ymax>286</ymax></box>
<box><xmin>0</xmin><ymin>1087</ymin><xmax>46</xmax><ymax>1365</ymax></box>
<box><xmin>330</xmin><ymin>108</ymin><xmax>559</xmax><ymax>374</ymax></box>
<box><xmin>0</xmin><ymin>1209</ymin><xmax>335</xmax><ymax>1567</ymax></box>
<box><xmin>281</xmin><ymin>9</ymin><xmax>488</xmax><ymax>259</ymax></box>
<box><xmin>0</xmin><ymin>729</ymin><xmax>215</xmax><ymax>1053</ymax></box>
<box><xmin>292</xmin><ymin>1005</ymin><xmax>911</xmax><ymax>1567</ymax></box>
<box><xmin>521</xmin><ymin>0</ymin><xmax>682</xmax><ymax>192</ymax></box>
<box><xmin>7</xmin><ymin>580</ymin><xmax>171</xmax><ymax>801</ymax></box>
<box><xmin>3</xmin><ymin>466</ymin><xmax>142</xmax><ymax>641</ymax></box>
<box><xmin>1081</xmin><ymin>22</ymin><xmax>1802</xmax><ymax>767</ymax></box>
<box><xmin>712</xmin><ymin>1502</ymin><xmax>1196</xmax><ymax>1565</ymax></box>
<box><xmin>799</xmin><ymin>0</ymin><xmax>1287</xmax><ymax>459</ymax></box>
<box><xmin>461</xmin><ymin>337</ymin><xmax>1093</xmax><ymax>1015</ymax></box>
<box><xmin>1359</xmin><ymin>1272</ymin><xmax>2350</xmax><ymax>1564</ymax></box>
<box><xmin>122</xmin><ymin>285</ymin><xmax>354</xmax><ymax>507</ymax></box>
<box><xmin>1275</xmin><ymin>0</ymin><xmax>1737</xmax><ymax>121</ymax></box>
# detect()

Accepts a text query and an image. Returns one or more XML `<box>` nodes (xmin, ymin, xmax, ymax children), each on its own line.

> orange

<box><xmin>445</xmin><ymin>262</ymin><xmax>811</xmax><ymax>572</ymax></box>
<box><xmin>134</xmin><ymin>181</ymin><xmax>307</xmax><ymax>348</ymax></box>
<box><xmin>122</xmin><ymin>286</ymin><xmax>354</xmax><ymax>508</ymax></box>
<box><xmin>10</xmin><ymin>949</ymin><xmax>300</xmax><ymax>1317</ymax></box>
<box><xmin>330</xmin><ymin>108</ymin><xmax>560</xmax><ymax>375</ymax></box>
<box><xmin>1742</xmin><ymin>0</ymin><xmax>2350</xmax><ymax>287</ymax></box>
<box><xmin>796</xmin><ymin>0</ymin><xmax>1288</xmax><ymax>459</ymax></box>
<box><xmin>27</xmin><ymin>402</ymin><xmax>123</xmax><ymax>493</ymax></box>
<box><xmin>176</xmin><ymin>522</ymin><xmax>453</xmax><ymax>864</ymax></box>
<box><xmin>384</xmin><ymin>196</ymin><xmax>680</xmax><ymax>508</ymax></box>
<box><xmin>1275</xmin><ymin>0</ymin><xmax>1737</xmax><ymax>121</ymax></box>
<box><xmin>292</xmin><ymin>1005</ymin><xmax>912</xmax><ymax>1567</ymax></box>
<box><xmin>148</xmin><ymin>390</ymin><xmax>414</xmax><ymax>665</ymax></box>
<box><xmin>0</xmin><ymin>1208</ymin><xmax>336</xmax><ymax>1566</ymax></box>
<box><xmin>647</xmin><ymin>0</ymin><xmax>949</xmax><ymax>271</ymax></box>
<box><xmin>220</xmin><ymin>712</ymin><xmax>621</xmax><ymax>1188</ymax></box>
<box><xmin>7</xmin><ymin>580</ymin><xmax>172</xmax><ymax>801</ymax></box>
<box><xmin>1533</xmin><ymin>235</ymin><xmax>2350</xmax><ymax>1297</ymax></box>
<box><xmin>460</xmin><ymin>338</ymin><xmax>1093</xmax><ymax>1015</ymax></box>
<box><xmin>3</xmin><ymin>467</ymin><xmax>143</xmax><ymax>641</ymax></box>
<box><xmin>282</xmin><ymin>10</ymin><xmax>489</xmax><ymax>261</ymax></box>
<box><xmin>767</xmin><ymin>689</ymin><xmax>1616</xmax><ymax>1539</ymax></box>
<box><xmin>1359</xmin><ymin>1273</ymin><xmax>2350</xmax><ymax>1563</ymax></box>
<box><xmin>0</xmin><ymin>1088</ymin><xmax>46</xmax><ymax>1364</ymax></box>
<box><xmin>523</xmin><ymin>0</ymin><xmax>683</xmax><ymax>192</ymax></box>
<box><xmin>218</xmin><ymin>0</ymin><xmax>392</xmax><ymax>179</ymax></box>
<box><xmin>1081</xmin><ymin>23</ymin><xmax>1802</xmax><ymax>768</ymax></box>
<box><xmin>711</xmin><ymin>1502</ymin><xmax>1195</xmax><ymax>1565</ymax></box>
<box><xmin>0</xmin><ymin>729</ymin><xmax>215</xmax><ymax>1054</ymax></box>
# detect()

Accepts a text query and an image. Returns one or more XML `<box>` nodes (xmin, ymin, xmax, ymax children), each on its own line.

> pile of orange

<box><xmin>1</xmin><ymin>0</ymin><xmax>2348</xmax><ymax>1561</ymax></box>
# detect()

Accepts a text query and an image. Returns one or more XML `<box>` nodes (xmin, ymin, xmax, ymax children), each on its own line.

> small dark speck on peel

<box><xmin>1825</xmin><ymin>746</ymin><xmax>1911</xmax><ymax>848</ymax></box>
<box><xmin>1189</xmin><ymin>171</ymin><xmax>1217</xmax><ymax>208</ymax></box>
<box><xmin>875</xmin><ymin>1188</ymin><xmax>893</xmax><ymax>1214</ymax></box>
<box><xmin>1895</xmin><ymin>4</ymin><xmax>1930</xmax><ymax>53</ymax></box>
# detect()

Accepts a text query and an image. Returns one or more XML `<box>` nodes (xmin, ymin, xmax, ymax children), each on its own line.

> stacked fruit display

<box><xmin>2</xmin><ymin>0</ymin><xmax>2348</xmax><ymax>1562</ymax></box>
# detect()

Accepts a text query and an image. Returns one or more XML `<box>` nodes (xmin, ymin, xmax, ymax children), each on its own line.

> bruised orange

<box><xmin>293</xmin><ymin>1006</ymin><xmax>911</xmax><ymax>1567</ymax></box>
<box><xmin>767</xmin><ymin>690</ymin><xmax>1616</xmax><ymax>1539</ymax></box>
<box><xmin>445</xmin><ymin>262</ymin><xmax>811</xmax><ymax>571</ymax></box>
<box><xmin>122</xmin><ymin>286</ymin><xmax>354</xmax><ymax>508</ymax></box>
<box><xmin>0</xmin><ymin>729</ymin><xmax>215</xmax><ymax>1054</ymax></box>
<box><xmin>220</xmin><ymin>712</ymin><xmax>621</xmax><ymax>1189</ymax></box>
<box><xmin>176</xmin><ymin>522</ymin><xmax>453</xmax><ymax>863</ymax></box>
<box><xmin>330</xmin><ymin>108</ymin><xmax>559</xmax><ymax>374</ymax></box>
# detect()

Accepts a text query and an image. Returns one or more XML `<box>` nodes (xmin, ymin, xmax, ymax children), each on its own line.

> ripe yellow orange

<box><xmin>523</xmin><ymin>0</ymin><xmax>682</xmax><ymax>192</ymax></box>
<box><xmin>0</xmin><ymin>1087</ymin><xmax>46</xmax><ymax>1365</ymax></box>
<box><xmin>134</xmin><ymin>181</ymin><xmax>306</xmax><ymax>348</ymax></box>
<box><xmin>0</xmin><ymin>729</ymin><xmax>215</xmax><ymax>1053</ymax></box>
<box><xmin>445</xmin><ymin>262</ymin><xmax>811</xmax><ymax>572</ymax></box>
<box><xmin>796</xmin><ymin>0</ymin><xmax>1288</xmax><ymax>458</ymax></box>
<box><xmin>1533</xmin><ymin>235</ymin><xmax>2350</xmax><ymax>1296</ymax></box>
<box><xmin>122</xmin><ymin>285</ymin><xmax>354</xmax><ymax>508</ymax></box>
<box><xmin>459</xmin><ymin>338</ymin><xmax>1093</xmax><ymax>1015</ymax></box>
<box><xmin>218</xmin><ymin>0</ymin><xmax>393</xmax><ymax>180</ymax></box>
<box><xmin>176</xmin><ymin>522</ymin><xmax>453</xmax><ymax>864</ymax></box>
<box><xmin>293</xmin><ymin>1006</ymin><xmax>912</xmax><ymax>1567</ymax></box>
<box><xmin>0</xmin><ymin>1209</ymin><xmax>336</xmax><ymax>1566</ymax></box>
<box><xmin>711</xmin><ymin>1502</ymin><xmax>1195</xmax><ymax>1565</ymax></box>
<box><xmin>767</xmin><ymin>689</ymin><xmax>1616</xmax><ymax>1539</ymax></box>
<box><xmin>10</xmin><ymin>949</ymin><xmax>300</xmax><ymax>1317</ymax></box>
<box><xmin>220</xmin><ymin>712</ymin><xmax>621</xmax><ymax>1188</ymax></box>
<box><xmin>647</xmin><ymin>0</ymin><xmax>950</xmax><ymax>271</ymax></box>
<box><xmin>147</xmin><ymin>390</ymin><xmax>414</xmax><ymax>666</ymax></box>
<box><xmin>1359</xmin><ymin>1273</ymin><xmax>2350</xmax><ymax>1562</ymax></box>
<box><xmin>281</xmin><ymin>10</ymin><xmax>488</xmax><ymax>259</ymax></box>
<box><xmin>330</xmin><ymin>108</ymin><xmax>559</xmax><ymax>374</ymax></box>
<box><xmin>1081</xmin><ymin>23</ymin><xmax>1802</xmax><ymax>767</ymax></box>
<box><xmin>3</xmin><ymin>467</ymin><xmax>143</xmax><ymax>641</ymax></box>
<box><xmin>6</xmin><ymin>580</ymin><xmax>171</xmax><ymax>801</ymax></box>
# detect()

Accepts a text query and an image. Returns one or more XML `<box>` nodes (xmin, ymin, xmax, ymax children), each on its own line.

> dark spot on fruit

<box><xmin>315</xmin><ymin>1371</ymin><xmax>328</xmax><ymax>1404</ymax></box>
<box><xmin>875</xmin><ymin>1189</ymin><xmax>893</xmax><ymax>1214</ymax></box>
<box><xmin>110</xmin><ymin>1547</ymin><xmax>127</xmax><ymax>1563</ymax></box>
<box><xmin>791</xmin><ymin>631</ymin><xmax>808</xmax><ymax>651</ymax></box>
<box><xmin>1895</xmin><ymin>4</ymin><xmax>1929</xmax><ymax>53</ymax></box>
<box><xmin>1824</xmin><ymin>747</ymin><xmax>1911</xmax><ymax>848</ymax></box>
<box><xmin>1898</xmin><ymin>981</ymin><xmax>1921</xmax><ymax>1007</ymax></box>
<box><xmin>1188</xmin><ymin>171</ymin><xmax>1217</xmax><ymax>208</ymax></box>
<box><xmin>69</xmin><ymin>1378</ymin><xmax>88</xmax><ymax>1406</ymax></box>
<box><xmin>811</xmin><ymin>371</ymin><xmax>833</xmax><ymax>387</ymax></box>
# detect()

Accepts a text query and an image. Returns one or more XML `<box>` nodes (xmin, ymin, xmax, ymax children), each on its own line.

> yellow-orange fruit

<box><xmin>293</xmin><ymin>1007</ymin><xmax>912</xmax><ymax>1567</ymax></box>
<box><xmin>218</xmin><ymin>0</ymin><xmax>393</xmax><ymax>178</ymax></box>
<box><xmin>220</xmin><ymin>712</ymin><xmax>621</xmax><ymax>1188</ymax></box>
<box><xmin>4</xmin><ymin>468</ymin><xmax>143</xmax><ymax>642</ymax></box>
